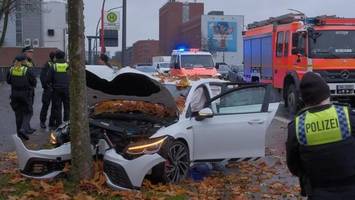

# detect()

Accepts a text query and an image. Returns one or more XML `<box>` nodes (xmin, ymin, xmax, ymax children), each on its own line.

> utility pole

<box><xmin>121</xmin><ymin>0</ymin><xmax>127</xmax><ymax>67</ymax></box>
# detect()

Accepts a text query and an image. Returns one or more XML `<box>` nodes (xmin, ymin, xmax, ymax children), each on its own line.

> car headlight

<box><xmin>50</xmin><ymin>131</ymin><xmax>57</xmax><ymax>145</ymax></box>
<box><xmin>126</xmin><ymin>136</ymin><xmax>167</xmax><ymax>155</ymax></box>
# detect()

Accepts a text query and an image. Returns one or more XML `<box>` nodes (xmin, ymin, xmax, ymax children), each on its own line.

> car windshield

<box><xmin>158</xmin><ymin>63</ymin><xmax>170</xmax><ymax>68</ymax></box>
<box><xmin>136</xmin><ymin>66</ymin><xmax>156</xmax><ymax>73</ymax></box>
<box><xmin>181</xmin><ymin>55</ymin><xmax>214</xmax><ymax>68</ymax></box>
<box><xmin>309</xmin><ymin>30</ymin><xmax>355</xmax><ymax>58</ymax></box>
<box><xmin>164</xmin><ymin>84</ymin><xmax>191</xmax><ymax>100</ymax></box>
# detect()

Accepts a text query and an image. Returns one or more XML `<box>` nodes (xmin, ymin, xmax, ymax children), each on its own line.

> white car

<box><xmin>13</xmin><ymin>66</ymin><xmax>279</xmax><ymax>189</ymax></box>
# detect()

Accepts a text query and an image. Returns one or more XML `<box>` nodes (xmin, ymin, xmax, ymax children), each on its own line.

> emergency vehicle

<box><xmin>170</xmin><ymin>48</ymin><xmax>218</xmax><ymax>77</ymax></box>
<box><xmin>243</xmin><ymin>13</ymin><xmax>355</xmax><ymax>113</ymax></box>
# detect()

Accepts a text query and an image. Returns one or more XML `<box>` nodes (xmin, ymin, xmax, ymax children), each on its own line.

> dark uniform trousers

<box><xmin>40</xmin><ymin>88</ymin><xmax>59</xmax><ymax>126</ymax></box>
<box><xmin>10</xmin><ymin>90</ymin><xmax>33</xmax><ymax>132</ymax></box>
<box><xmin>52</xmin><ymin>88</ymin><xmax>69</xmax><ymax>126</ymax></box>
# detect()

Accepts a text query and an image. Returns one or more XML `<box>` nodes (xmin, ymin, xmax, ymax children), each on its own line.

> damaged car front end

<box><xmin>13</xmin><ymin>66</ymin><xmax>184</xmax><ymax>189</ymax></box>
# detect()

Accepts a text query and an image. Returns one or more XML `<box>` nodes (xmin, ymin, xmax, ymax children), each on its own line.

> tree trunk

<box><xmin>67</xmin><ymin>0</ymin><xmax>93</xmax><ymax>181</ymax></box>
<box><xmin>0</xmin><ymin>0</ymin><xmax>10</xmax><ymax>47</ymax></box>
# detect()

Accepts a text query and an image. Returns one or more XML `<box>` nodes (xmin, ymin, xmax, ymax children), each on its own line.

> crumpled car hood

<box><xmin>85</xmin><ymin>66</ymin><xmax>177</xmax><ymax>116</ymax></box>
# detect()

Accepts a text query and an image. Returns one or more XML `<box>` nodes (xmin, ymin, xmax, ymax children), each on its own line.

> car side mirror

<box><xmin>195</xmin><ymin>108</ymin><xmax>214</xmax><ymax>121</ymax></box>
<box><xmin>174</xmin><ymin>62</ymin><xmax>180</xmax><ymax>69</ymax></box>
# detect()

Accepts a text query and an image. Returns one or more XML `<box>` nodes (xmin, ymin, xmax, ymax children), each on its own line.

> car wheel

<box><xmin>286</xmin><ymin>84</ymin><xmax>298</xmax><ymax>115</ymax></box>
<box><xmin>150</xmin><ymin>140</ymin><xmax>190</xmax><ymax>184</ymax></box>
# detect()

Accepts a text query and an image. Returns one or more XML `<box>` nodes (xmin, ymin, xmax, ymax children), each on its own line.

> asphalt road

<box><xmin>0</xmin><ymin>80</ymin><xmax>291</xmax><ymax>153</ymax></box>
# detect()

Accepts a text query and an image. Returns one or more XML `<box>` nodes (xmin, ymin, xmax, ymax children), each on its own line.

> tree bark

<box><xmin>68</xmin><ymin>0</ymin><xmax>93</xmax><ymax>181</ymax></box>
<box><xmin>0</xmin><ymin>0</ymin><xmax>10</xmax><ymax>47</ymax></box>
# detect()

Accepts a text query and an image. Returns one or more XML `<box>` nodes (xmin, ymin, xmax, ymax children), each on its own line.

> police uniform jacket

<box><xmin>40</xmin><ymin>61</ymin><xmax>54</xmax><ymax>89</ymax></box>
<box><xmin>6</xmin><ymin>65</ymin><xmax>37</xmax><ymax>98</ymax></box>
<box><xmin>47</xmin><ymin>59</ymin><xmax>70</xmax><ymax>89</ymax></box>
<box><xmin>287</xmin><ymin>104</ymin><xmax>355</xmax><ymax>188</ymax></box>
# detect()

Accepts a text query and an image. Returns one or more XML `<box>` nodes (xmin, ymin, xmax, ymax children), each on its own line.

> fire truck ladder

<box><xmin>248</xmin><ymin>13</ymin><xmax>305</xmax><ymax>29</ymax></box>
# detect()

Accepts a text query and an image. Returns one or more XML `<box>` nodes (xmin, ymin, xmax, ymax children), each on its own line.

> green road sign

<box><xmin>107</xmin><ymin>12</ymin><xmax>118</xmax><ymax>23</ymax></box>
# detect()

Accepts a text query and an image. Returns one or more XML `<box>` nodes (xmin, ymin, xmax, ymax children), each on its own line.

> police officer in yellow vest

<box><xmin>286</xmin><ymin>72</ymin><xmax>355</xmax><ymax>200</ymax></box>
<box><xmin>22</xmin><ymin>46</ymin><xmax>35</xmax><ymax>68</ymax></box>
<box><xmin>39</xmin><ymin>51</ymin><xmax>56</xmax><ymax>129</ymax></box>
<box><xmin>7</xmin><ymin>55</ymin><xmax>37</xmax><ymax>140</ymax></box>
<box><xmin>47</xmin><ymin>50</ymin><xmax>70</xmax><ymax>129</ymax></box>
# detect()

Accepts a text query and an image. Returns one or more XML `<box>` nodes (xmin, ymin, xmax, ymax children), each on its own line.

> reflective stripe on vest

<box><xmin>296</xmin><ymin>105</ymin><xmax>351</xmax><ymax>146</ymax></box>
<box><xmin>54</xmin><ymin>63</ymin><xmax>69</xmax><ymax>73</ymax></box>
<box><xmin>10</xmin><ymin>66</ymin><xmax>27</xmax><ymax>76</ymax></box>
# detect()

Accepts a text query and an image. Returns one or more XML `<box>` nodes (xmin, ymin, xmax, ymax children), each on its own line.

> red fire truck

<box><xmin>243</xmin><ymin>13</ymin><xmax>355</xmax><ymax>113</ymax></box>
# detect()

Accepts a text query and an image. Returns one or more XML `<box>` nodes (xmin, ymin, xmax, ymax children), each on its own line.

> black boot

<box><xmin>40</xmin><ymin>122</ymin><xmax>46</xmax><ymax>129</ymax></box>
<box><xmin>17</xmin><ymin>131</ymin><xmax>29</xmax><ymax>141</ymax></box>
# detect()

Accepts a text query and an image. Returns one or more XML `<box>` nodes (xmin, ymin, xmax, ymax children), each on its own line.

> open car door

<box><xmin>191</xmin><ymin>84</ymin><xmax>279</xmax><ymax>161</ymax></box>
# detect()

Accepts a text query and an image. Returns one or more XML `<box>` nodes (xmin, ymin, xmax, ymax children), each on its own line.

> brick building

<box><xmin>159</xmin><ymin>1</ymin><xmax>204</xmax><ymax>55</ymax></box>
<box><xmin>132</xmin><ymin>40</ymin><xmax>160</xmax><ymax>65</ymax></box>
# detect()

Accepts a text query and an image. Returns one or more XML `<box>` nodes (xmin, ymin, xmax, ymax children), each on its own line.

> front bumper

<box><xmin>13</xmin><ymin>135</ymin><xmax>71</xmax><ymax>179</ymax></box>
<box><xmin>328</xmin><ymin>83</ymin><xmax>355</xmax><ymax>96</ymax></box>
<box><xmin>103</xmin><ymin>149</ymin><xmax>165</xmax><ymax>190</ymax></box>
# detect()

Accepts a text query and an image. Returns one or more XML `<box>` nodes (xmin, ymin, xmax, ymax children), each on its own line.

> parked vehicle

<box><xmin>13</xmin><ymin>65</ymin><xmax>279</xmax><ymax>190</ymax></box>
<box><xmin>153</xmin><ymin>56</ymin><xmax>171</xmax><ymax>74</ymax></box>
<box><xmin>134</xmin><ymin>64</ymin><xmax>157</xmax><ymax>75</ymax></box>
<box><xmin>170</xmin><ymin>48</ymin><xmax>218</xmax><ymax>77</ymax></box>
<box><xmin>243</xmin><ymin>13</ymin><xmax>355</xmax><ymax>113</ymax></box>
<box><xmin>216</xmin><ymin>62</ymin><xmax>231</xmax><ymax>79</ymax></box>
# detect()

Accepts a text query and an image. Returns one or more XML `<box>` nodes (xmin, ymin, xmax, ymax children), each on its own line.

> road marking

<box><xmin>274</xmin><ymin>116</ymin><xmax>291</xmax><ymax>124</ymax></box>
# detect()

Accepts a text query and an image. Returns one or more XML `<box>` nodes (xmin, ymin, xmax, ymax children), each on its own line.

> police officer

<box><xmin>7</xmin><ymin>55</ymin><xmax>37</xmax><ymax>140</ymax></box>
<box><xmin>39</xmin><ymin>51</ymin><xmax>56</xmax><ymax>129</ymax></box>
<box><xmin>22</xmin><ymin>46</ymin><xmax>36</xmax><ymax>132</ymax></box>
<box><xmin>22</xmin><ymin>46</ymin><xmax>35</xmax><ymax>68</ymax></box>
<box><xmin>286</xmin><ymin>72</ymin><xmax>355</xmax><ymax>199</ymax></box>
<box><xmin>47</xmin><ymin>50</ymin><xmax>69</xmax><ymax>128</ymax></box>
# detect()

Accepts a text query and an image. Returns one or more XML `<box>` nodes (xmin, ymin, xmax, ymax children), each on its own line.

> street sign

<box><xmin>104</xmin><ymin>11</ymin><xmax>120</xmax><ymax>30</ymax></box>
<box><xmin>100</xmin><ymin>29</ymin><xmax>119</xmax><ymax>47</ymax></box>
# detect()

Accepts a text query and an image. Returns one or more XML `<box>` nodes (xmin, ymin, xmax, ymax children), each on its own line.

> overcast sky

<box><xmin>82</xmin><ymin>0</ymin><xmax>354</xmax><ymax>53</ymax></box>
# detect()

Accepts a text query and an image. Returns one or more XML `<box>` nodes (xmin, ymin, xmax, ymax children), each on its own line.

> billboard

<box><xmin>207</xmin><ymin>21</ymin><xmax>237</xmax><ymax>52</ymax></box>
<box><xmin>201</xmin><ymin>15</ymin><xmax>244</xmax><ymax>65</ymax></box>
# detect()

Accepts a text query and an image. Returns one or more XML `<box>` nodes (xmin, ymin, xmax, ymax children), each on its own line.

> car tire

<box><xmin>286</xmin><ymin>84</ymin><xmax>299</xmax><ymax>115</ymax></box>
<box><xmin>150</xmin><ymin>140</ymin><xmax>190</xmax><ymax>184</ymax></box>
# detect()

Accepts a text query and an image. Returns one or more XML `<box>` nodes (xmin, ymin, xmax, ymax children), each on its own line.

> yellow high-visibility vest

<box><xmin>295</xmin><ymin>105</ymin><xmax>351</xmax><ymax>146</ymax></box>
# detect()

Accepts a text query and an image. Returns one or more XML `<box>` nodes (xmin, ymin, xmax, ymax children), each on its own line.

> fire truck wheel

<box><xmin>286</xmin><ymin>84</ymin><xmax>298</xmax><ymax>115</ymax></box>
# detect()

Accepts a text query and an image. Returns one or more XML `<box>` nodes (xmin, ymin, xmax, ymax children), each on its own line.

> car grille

<box><xmin>314</xmin><ymin>70</ymin><xmax>355</xmax><ymax>83</ymax></box>
<box><xmin>103</xmin><ymin>160</ymin><xmax>134</xmax><ymax>189</ymax></box>
<box><xmin>22</xmin><ymin>158</ymin><xmax>67</xmax><ymax>177</ymax></box>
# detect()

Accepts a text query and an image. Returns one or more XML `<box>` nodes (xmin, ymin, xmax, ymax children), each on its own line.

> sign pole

<box><xmin>100</xmin><ymin>0</ymin><xmax>106</xmax><ymax>54</ymax></box>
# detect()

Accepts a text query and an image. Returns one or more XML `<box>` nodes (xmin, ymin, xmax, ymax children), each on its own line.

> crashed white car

<box><xmin>13</xmin><ymin>66</ymin><xmax>279</xmax><ymax>189</ymax></box>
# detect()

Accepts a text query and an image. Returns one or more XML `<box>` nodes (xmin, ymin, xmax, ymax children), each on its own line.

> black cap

<box><xmin>22</xmin><ymin>46</ymin><xmax>34</xmax><ymax>53</ymax></box>
<box><xmin>15</xmin><ymin>55</ymin><xmax>26</xmax><ymax>62</ymax></box>
<box><xmin>49</xmin><ymin>51</ymin><xmax>56</xmax><ymax>60</ymax></box>
<box><xmin>55</xmin><ymin>50</ymin><xmax>65</xmax><ymax>59</ymax></box>
<box><xmin>300</xmin><ymin>72</ymin><xmax>330</xmax><ymax>106</ymax></box>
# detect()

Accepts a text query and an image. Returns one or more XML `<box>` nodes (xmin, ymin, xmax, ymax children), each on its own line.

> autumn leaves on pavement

<box><xmin>0</xmin><ymin>152</ymin><xmax>301</xmax><ymax>200</ymax></box>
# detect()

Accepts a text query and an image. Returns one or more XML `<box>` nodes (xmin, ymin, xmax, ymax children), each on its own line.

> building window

<box><xmin>48</xmin><ymin>29</ymin><xmax>55</xmax><ymax>36</ymax></box>
<box><xmin>276</xmin><ymin>31</ymin><xmax>284</xmax><ymax>57</ymax></box>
